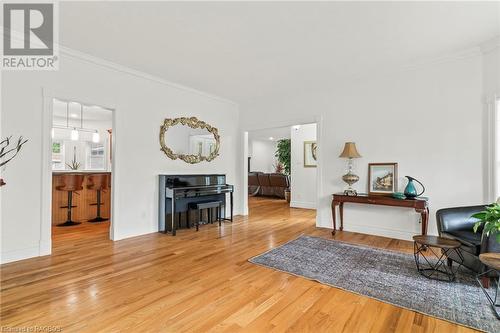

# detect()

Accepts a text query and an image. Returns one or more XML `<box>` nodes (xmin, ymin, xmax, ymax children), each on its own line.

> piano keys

<box><xmin>159</xmin><ymin>174</ymin><xmax>234</xmax><ymax>235</ymax></box>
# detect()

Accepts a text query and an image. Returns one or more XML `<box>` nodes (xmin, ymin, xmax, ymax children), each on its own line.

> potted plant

<box><xmin>0</xmin><ymin>136</ymin><xmax>28</xmax><ymax>187</ymax></box>
<box><xmin>473</xmin><ymin>203</ymin><xmax>500</xmax><ymax>243</ymax></box>
<box><xmin>275</xmin><ymin>139</ymin><xmax>291</xmax><ymax>203</ymax></box>
<box><xmin>66</xmin><ymin>147</ymin><xmax>81</xmax><ymax>170</ymax></box>
<box><xmin>275</xmin><ymin>139</ymin><xmax>291</xmax><ymax>175</ymax></box>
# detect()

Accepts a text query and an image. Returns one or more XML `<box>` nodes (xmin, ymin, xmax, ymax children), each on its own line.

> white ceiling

<box><xmin>248</xmin><ymin>125</ymin><xmax>292</xmax><ymax>141</ymax></box>
<box><xmin>60</xmin><ymin>2</ymin><xmax>500</xmax><ymax>103</ymax></box>
<box><xmin>53</xmin><ymin>99</ymin><xmax>112</xmax><ymax>126</ymax></box>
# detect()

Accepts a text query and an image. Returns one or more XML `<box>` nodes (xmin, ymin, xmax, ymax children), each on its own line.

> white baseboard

<box><xmin>0</xmin><ymin>246</ymin><xmax>41</xmax><ymax>264</ymax></box>
<box><xmin>316</xmin><ymin>218</ymin><xmax>436</xmax><ymax>241</ymax></box>
<box><xmin>342</xmin><ymin>224</ymin><xmax>417</xmax><ymax>241</ymax></box>
<box><xmin>290</xmin><ymin>201</ymin><xmax>316</xmax><ymax>209</ymax></box>
<box><xmin>39</xmin><ymin>241</ymin><xmax>52</xmax><ymax>257</ymax></box>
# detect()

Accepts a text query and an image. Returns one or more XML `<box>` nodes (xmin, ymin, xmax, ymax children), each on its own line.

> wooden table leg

<box><xmin>423</xmin><ymin>207</ymin><xmax>429</xmax><ymax>235</ymax></box>
<box><xmin>417</xmin><ymin>207</ymin><xmax>429</xmax><ymax>235</ymax></box>
<box><xmin>331</xmin><ymin>200</ymin><xmax>337</xmax><ymax>235</ymax></box>
<box><xmin>339</xmin><ymin>202</ymin><xmax>344</xmax><ymax>231</ymax></box>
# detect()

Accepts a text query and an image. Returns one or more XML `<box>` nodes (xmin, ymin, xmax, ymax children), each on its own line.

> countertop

<box><xmin>52</xmin><ymin>170</ymin><xmax>111</xmax><ymax>175</ymax></box>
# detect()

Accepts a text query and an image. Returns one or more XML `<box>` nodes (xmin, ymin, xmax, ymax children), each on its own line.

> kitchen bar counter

<box><xmin>52</xmin><ymin>170</ymin><xmax>111</xmax><ymax>174</ymax></box>
<box><xmin>52</xmin><ymin>172</ymin><xmax>111</xmax><ymax>225</ymax></box>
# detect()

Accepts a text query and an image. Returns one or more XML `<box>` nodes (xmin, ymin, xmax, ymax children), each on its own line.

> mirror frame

<box><xmin>159</xmin><ymin>116</ymin><xmax>220</xmax><ymax>164</ymax></box>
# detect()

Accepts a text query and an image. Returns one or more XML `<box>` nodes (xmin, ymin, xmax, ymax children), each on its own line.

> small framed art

<box><xmin>368</xmin><ymin>162</ymin><xmax>398</xmax><ymax>195</ymax></box>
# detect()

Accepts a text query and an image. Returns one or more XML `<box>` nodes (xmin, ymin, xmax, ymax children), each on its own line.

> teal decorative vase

<box><xmin>404</xmin><ymin>176</ymin><xmax>425</xmax><ymax>199</ymax></box>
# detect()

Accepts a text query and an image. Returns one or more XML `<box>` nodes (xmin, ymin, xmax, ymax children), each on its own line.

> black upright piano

<box><xmin>159</xmin><ymin>174</ymin><xmax>234</xmax><ymax>235</ymax></box>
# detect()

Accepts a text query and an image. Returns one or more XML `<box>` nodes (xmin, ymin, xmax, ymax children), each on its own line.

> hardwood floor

<box><xmin>1</xmin><ymin>197</ymin><xmax>476</xmax><ymax>332</ymax></box>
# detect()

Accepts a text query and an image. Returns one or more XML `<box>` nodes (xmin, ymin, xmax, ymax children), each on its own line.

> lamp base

<box><xmin>343</xmin><ymin>189</ymin><xmax>358</xmax><ymax>196</ymax></box>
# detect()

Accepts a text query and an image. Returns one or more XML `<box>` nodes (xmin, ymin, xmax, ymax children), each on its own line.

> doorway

<box><xmin>43</xmin><ymin>95</ymin><xmax>115</xmax><ymax>251</ymax></box>
<box><xmin>245</xmin><ymin>122</ymin><xmax>319</xmax><ymax>217</ymax></box>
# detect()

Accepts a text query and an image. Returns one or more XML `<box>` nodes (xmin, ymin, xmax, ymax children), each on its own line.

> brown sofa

<box><xmin>248</xmin><ymin>172</ymin><xmax>289</xmax><ymax>199</ymax></box>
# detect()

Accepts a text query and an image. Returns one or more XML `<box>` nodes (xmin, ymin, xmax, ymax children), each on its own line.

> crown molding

<box><xmin>58</xmin><ymin>46</ymin><xmax>239</xmax><ymax>106</ymax></box>
<box><xmin>400</xmin><ymin>46</ymin><xmax>482</xmax><ymax>73</ymax></box>
<box><xmin>480</xmin><ymin>35</ymin><xmax>500</xmax><ymax>54</ymax></box>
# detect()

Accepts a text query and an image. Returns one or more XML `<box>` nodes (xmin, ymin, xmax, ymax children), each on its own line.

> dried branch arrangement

<box><xmin>0</xmin><ymin>136</ymin><xmax>28</xmax><ymax>187</ymax></box>
<box><xmin>0</xmin><ymin>136</ymin><xmax>28</xmax><ymax>168</ymax></box>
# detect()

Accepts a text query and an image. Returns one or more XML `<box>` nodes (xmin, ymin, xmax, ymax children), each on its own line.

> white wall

<box><xmin>248</xmin><ymin>139</ymin><xmax>277</xmax><ymax>173</ymax></box>
<box><xmin>290</xmin><ymin>123</ymin><xmax>317</xmax><ymax>209</ymax></box>
<box><xmin>0</xmin><ymin>49</ymin><xmax>241</xmax><ymax>263</ymax></box>
<box><xmin>241</xmin><ymin>53</ymin><xmax>485</xmax><ymax>240</ymax></box>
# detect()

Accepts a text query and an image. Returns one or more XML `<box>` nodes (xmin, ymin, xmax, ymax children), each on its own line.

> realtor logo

<box><xmin>2</xmin><ymin>2</ymin><xmax>59</xmax><ymax>70</ymax></box>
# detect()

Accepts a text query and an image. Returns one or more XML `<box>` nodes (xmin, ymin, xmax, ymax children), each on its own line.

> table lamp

<box><xmin>339</xmin><ymin>142</ymin><xmax>361</xmax><ymax>196</ymax></box>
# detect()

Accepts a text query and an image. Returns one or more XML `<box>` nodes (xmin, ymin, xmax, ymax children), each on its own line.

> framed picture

<box><xmin>368</xmin><ymin>163</ymin><xmax>398</xmax><ymax>195</ymax></box>
<box><xmin>304</xmin><ymin>141</ymin><xmax>317</xmax><ymax>167</ymax></box>
<box><xmin>52</xmin><ymin>141</ymin><xmax>61</xmax><ymax>154</ymax></box>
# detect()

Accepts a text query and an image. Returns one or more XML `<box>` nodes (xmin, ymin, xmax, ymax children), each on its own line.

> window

<box><xmin>86</xmin><ymin>142</ymin><xmax>106</xmax><ymax>170</ymax></box>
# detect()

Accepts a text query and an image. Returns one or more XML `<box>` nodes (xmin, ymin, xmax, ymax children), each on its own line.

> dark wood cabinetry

<box><xmin>52</xmin><ymin>172</ymin><xmax>111</xmax><ymax>225</ymax></box>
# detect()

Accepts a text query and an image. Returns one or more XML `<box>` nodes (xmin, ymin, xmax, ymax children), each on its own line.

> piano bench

<box><xmin>188</xmin><ymin>201</ymin><xmax>223</xmax><ymax>231</ymax></box>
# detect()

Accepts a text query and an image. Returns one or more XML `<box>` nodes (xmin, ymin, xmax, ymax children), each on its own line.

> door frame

<box><xmin>41</xmin><ymin>88</ymin><xmax>118</xmax><ymax>255</ymax></box>
<box><xmin>241</xmin><ymin>115</ymin><xmax>323</xmax><ymax>225</ymax></box>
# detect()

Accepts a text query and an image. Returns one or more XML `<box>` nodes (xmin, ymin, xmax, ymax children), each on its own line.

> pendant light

<box><xmin>92</xmin><ymin>131</ymin><xmax>100</xmax><ymax>143</ymax></box>
<box><xmin>71</xmin><ymin>128</ymin><xmax>79</xmax><ymax>141</ymax></box>
<box><xmin>54</xmin><ymin>99</ymin><xmax>103</xmax><ymax>141</ymax></box>
<box><xmin>67</xmin><ymin>101</ymin><xmax>79</xmax><ymax>141</ymax></box>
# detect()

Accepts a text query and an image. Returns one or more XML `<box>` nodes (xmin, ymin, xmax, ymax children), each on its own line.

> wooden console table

<box><xmin>331</xmin><ymin>193</ymin><xmax>429</xmax><ymax>236</ymax></box>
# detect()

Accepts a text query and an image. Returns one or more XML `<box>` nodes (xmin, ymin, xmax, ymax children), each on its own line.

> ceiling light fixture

<box><xmin>92</xmin><ymin>131</ymin><xmax>100</xmax><ymax>143</ymax></box>
<box><xmin>54</xmin><ymin>100</ymin><xmax>103</xmax><ymax>142</ymax></box>
<box><xmin>292</xmin><ymin>125</ymin><xmax>301</xmax><ymax>130</ymax></box>
<box><xmin>269</xmin><ymin>137</ymin><xmax>274</xmax><ymax>140</ymax></box>
<box><xmin>71</xmin><ymin>128</ymin><xmax>79</xmax><ymax>141</ymax></box>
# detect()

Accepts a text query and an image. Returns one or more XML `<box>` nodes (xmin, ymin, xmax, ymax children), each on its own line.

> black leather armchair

<box><xmin>436</xmin><ymin>205</ymin><xmax>500</xmax><ymax>278</ymax></box>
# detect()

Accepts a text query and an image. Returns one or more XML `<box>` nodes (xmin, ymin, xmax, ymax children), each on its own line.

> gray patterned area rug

<box><xmin>249</xmin><ymin>235</ymin><xmax>500</xmax><ymax>332</ymax></box>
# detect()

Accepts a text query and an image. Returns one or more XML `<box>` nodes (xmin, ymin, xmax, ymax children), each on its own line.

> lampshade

<box><xmin>339</xmin><ymin>142</ymin><xmax>361</xmax><ymax>158</ymax></box>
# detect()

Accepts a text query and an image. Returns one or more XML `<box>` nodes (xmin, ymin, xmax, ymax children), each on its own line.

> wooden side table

<box><xmin>331</xmin><ymin>193</ymin><xmax>429</xmax><ymax>235</ymax></box>
<box><xmin>413</xmin><ymin>235</ymin><xmax>463</xmax><ymax>282</ymax></box>
<box><xmin>477</xmin><ymin>253</ymin><xmax>500</xmax><ymax>319</ymax></box>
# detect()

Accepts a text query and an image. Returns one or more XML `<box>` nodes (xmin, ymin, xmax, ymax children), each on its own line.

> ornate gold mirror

<box><xmin>159</xmin><ymin>117</ymin><xmax>220</xmax><ymax>164</ymax></box>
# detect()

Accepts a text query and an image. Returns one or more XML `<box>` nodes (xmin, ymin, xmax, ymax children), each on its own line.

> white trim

<box><xmin>316</xmin><ymin>219</ymin><xmax>421</xmax><ymax>241</ymax></box>
<box><xmin>485</xmin><ymin>96</ymin><xmax>500</xmax><ymax>202</ymax></box>
<box><xmin>244</xmin><ymin>116</ymin><xmax>321</xmax><ymax>133</ymax></box>
<box><xmin>401</xmin><ymin>46</ymin><xmax>481</xmax><ymax>72</ymax></box>
<box><xmin>343</xmin><ymin>224</ymin><xmax>422</xmax><ymax>241</ymax></box>
<box><xmin>40</xmin><ymin>92</ymin><xmax>53</xmax><ymax>257</ymax></box>
<box><xmin>290</xmin><ymin>201</ymin><xmax>316</xmax><ymax>210</ymax></box>
<box><xmin>242</xmin><ymin>116</ymin><xmax>322</xmax><ymax>222</ymax></box>
<box><xmin>59</xmin><ymin>47</ymin><xmax>238</xmax><ymax>106</ymax></box>
<box><xmin>41</xmin><ymin>89</ymin><xmax>118</xmax><ymax>251</ymax></box>
<box><xmin>314</xmin><ymin>119</ymin><xmax>323</xmax><ymax>226</ymax></box>
<box><xmin>242</xmin><ymin>131</ymin><xmax>249</xmax><ymax>215</ymax></box>
<box><xmin>60</xmin><ymin>42</ymin><xmax>484</xmax><ymax>103</ymax></box>
<box><xmin>1</xmin><ymin>245</ymin><xmax>42</xmax><ymax>264</ymax></box>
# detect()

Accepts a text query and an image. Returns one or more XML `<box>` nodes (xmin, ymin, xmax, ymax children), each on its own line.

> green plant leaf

<box><xmin>473</xmin><ymin>221</ymin><xmax>482</xmax><ymax>233</ymax></box>
<box><xmin>275</xmin><ymin>139</ymin><xmax>291</xmax><ymax>175</ymax></box>
<box><xmin>472</xmin><ymin>212</ymin><xmax>486</xmax><ymax>219</ymax></box>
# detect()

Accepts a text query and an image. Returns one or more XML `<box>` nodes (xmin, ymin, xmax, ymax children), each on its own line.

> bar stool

<box><xmin>56</xmin><ymin>174</ymin><xmax>84</xmax><ymax>226</ymax></box>
<box><xmin>87</xmin><ymin>174</ymin><xmax>109</xmax><ymax>222</ymax></box>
